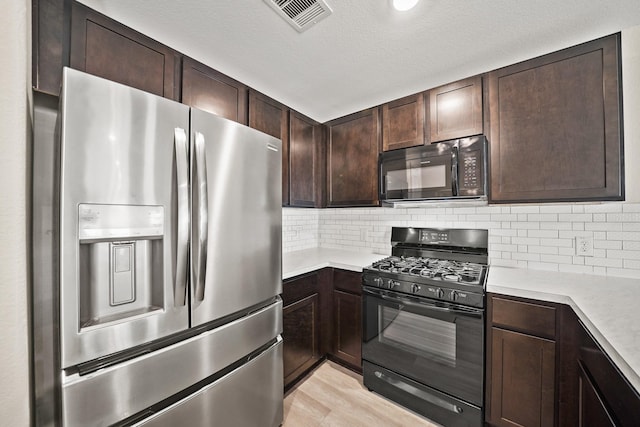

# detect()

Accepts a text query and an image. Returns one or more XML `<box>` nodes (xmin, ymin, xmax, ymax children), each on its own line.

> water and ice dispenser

<box><xmin>77</xmin><ymin>204</ymin><xmax>165</xmax><ymax>330</ymax></box>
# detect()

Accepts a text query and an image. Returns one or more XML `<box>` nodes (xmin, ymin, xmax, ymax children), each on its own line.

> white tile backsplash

<box><xmin>283</xmin><ymin>202</ymin><xmax>640</xmax><ymax>279</ymax></box>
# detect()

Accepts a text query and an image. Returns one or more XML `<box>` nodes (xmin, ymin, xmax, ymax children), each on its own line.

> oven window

<box><xmin>385</xmin><ymin>165</ymin><xmax>447</xmax><ymax>192</ymax></box>
<box><xmin>379</xmin><ymin>306</ymin><xmax>456</xmax><ymax>366</ymax></box>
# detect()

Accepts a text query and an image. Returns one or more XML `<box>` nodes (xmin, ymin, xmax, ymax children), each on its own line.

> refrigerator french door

<box><xmin>33</xmin><ymin>67</ymin><xmax>283</xmax><ymax>426</ymax></box>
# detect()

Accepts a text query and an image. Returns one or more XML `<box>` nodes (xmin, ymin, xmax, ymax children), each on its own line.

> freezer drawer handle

<box><xmin>194</xmin><ymin>131</ymin><xmax>209</xmax><ymax>301</ymax></box>
<box><xmin>174</xmin><ymin>128</ymin><xmax>189</xmax><ymax>306</ymax></box>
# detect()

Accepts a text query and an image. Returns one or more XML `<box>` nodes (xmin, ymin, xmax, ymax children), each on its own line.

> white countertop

<box><xmin>282</xmin><ymin>248</ymin><xmax>384</xmax><ymax>280</ymax></box>
<box><xmin>488</xmin><ymin>266</ymin><xmax>640</xmax><ymax>394</ymax></box>
<box><xmin>282</xmin><ymin>249</ymin><xmax>640</xmax><ymax>394</ymax></box>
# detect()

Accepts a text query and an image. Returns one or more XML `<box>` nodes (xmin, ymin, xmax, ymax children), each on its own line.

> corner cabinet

<box><xmin>486</xmin><ymin>294</ymin><xmax>558</xmax><ymax>427</ymax></box>
<box><xmin>329</xmin><ymin>269</ymin><xmax>362</xmax><ymax>371</ymax></box>
<box><xmin>70</xmin><ymin>1</ymin><xmax>180</xmax><ymax>100</ymax></box>
<box><xmin>248</xmin><ymin>91</ymin><xmax>289</xmax><ymax>204</ymax></box>
<box><xmin>326</xmin><ymin>108</ymin><xmax>380</xmax><ymax>207</ymax></box>
<box><xmin>289</xmin><ymin>111</ymin><xmax>326</xmax><ymax>207</ymax></box>
<box><xmin>182</xmin><ymin>57</ymin><xmax>248</xmax><ymax>125</ymax></box>
<box><xmin>488</xmin><ymin>33</ymin><xmax>623</xmax><ymax>203</ymax></box>
<box><xmin>381</xmin><ymin>93</ymin><xmax>426</xmax><ymax>151</ymax></box>
<box><xmin>428</xmin><ymin>75</ymin><xmax>483</xmax><ymax>143</ymax></box>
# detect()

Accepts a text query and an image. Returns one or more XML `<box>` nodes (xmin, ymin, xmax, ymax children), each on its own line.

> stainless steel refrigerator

<box><xmin>32</xmin><ymin>67</ymin><xmax>283</xmax><ymax>426</ymax></box>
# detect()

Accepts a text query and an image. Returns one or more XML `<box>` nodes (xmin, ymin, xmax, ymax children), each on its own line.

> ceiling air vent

<box><xmin>264</xmin><ymin>0</ymin><xmax>333</xmax><ymax>32</ymax></box>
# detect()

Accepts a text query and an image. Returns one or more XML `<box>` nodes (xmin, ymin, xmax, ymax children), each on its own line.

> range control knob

<box><xmin>387</xmin><ymin>280</ymin><xmax>399</xmax><ymax>289</ymax></box>
<box><xmin>435</xmin><ymin>288</ymin><xmax>444</xmax><ymax>299</ymax></box>
<box><xmin>450</xmin><ymin>290</ymin><xmax>459</xmax><ymax>301</ymax></box>
<box><xmin>411</xmin><ymin>284</ymin><xmax>421</xmax><ymax>294</ymax></box>
<box><xmin>373</xmin><ymin>277</ymin><xmax>383</xmax><ymax>287</ymax></box>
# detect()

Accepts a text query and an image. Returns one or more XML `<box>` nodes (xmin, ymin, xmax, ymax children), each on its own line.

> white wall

<box><xmin>284</xmin><ymin>24</ymin><xmax>640</xmax><ymax>280</ymax></box>
<box><xmin>0</xmin><ymin>0</ymin><xmax>31</xmax><ymax>425</ymax></box>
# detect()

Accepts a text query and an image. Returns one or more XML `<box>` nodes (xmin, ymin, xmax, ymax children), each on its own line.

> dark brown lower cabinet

<box><xmin>489</xmin><ymin>328</ymin><xmax>556</xmax><ymax>427</ymax></box>
<box><xmin>487</xmin><ymin>294</ymin><xmax>559</xmax><ymax>427</ymax></box>
<box><xmin>487</xmin><ymin>293</ymin><xmax>640</xmax><ymax>427</ymax></box>
<box><xmin>282</xmin><ymin>271</ymin><xmax>326</xmax><ymax>389</ymax></box>
<box><xmin>283</xmin><ymin>293</ymin><xmax>320</xmax><ymax>388</ymax></box>
<box><xmin>577</xmin><ymin>362</ymin><xmax>616</xmax><ymax>427</ymax></box>
<box><xmin>331</xmin><ymin>290</ymin><xmax>362</xmax><ymax>370</ymax></box>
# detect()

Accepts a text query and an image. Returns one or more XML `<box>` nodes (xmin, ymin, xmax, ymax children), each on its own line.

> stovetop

<box><xmin>363</xmin><ymin>254</ymin><xmax>488</xmax><ymax>308</ymax></box>
<box><xmin>369</xmin><ymin>256</ymin><xmax>485</xmax><ymax>286</ymax></box>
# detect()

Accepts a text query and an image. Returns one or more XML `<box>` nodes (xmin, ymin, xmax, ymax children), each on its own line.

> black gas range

<box><xmin>362</xmin><ymin>227</ymin><xmax>488</xmax><ymax>427</ymax></box>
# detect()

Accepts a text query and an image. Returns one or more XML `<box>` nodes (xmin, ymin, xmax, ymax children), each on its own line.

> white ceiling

<box><xmin>78</xmin><ymin>0</ymin><xmax>640</xmax><ymax>123</ymax></box>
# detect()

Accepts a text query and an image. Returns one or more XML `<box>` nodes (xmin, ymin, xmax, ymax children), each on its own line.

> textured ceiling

<box><xmin>78</xmin><ymin>0</ymin><xmax>640</xmax><ymax>123</ymax></box>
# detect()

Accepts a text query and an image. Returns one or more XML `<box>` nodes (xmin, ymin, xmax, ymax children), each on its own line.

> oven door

<box><xmin>380</xmin><ymin>145</ymin><xmax>454</xmax><ymax>200</ymax></box>
<box><xmin>362</xmin><ymin>286</ymin><xmax>484</xmax><ymax>406</ymax></box>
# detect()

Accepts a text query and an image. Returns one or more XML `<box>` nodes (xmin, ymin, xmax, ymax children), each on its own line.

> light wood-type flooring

<box><xmin>283</xmin><ymin>361</ymin><xmax>440</xmax><ymax>427</ymax></box>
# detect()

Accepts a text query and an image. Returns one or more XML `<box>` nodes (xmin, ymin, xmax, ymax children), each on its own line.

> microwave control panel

<box><xmin>460</xmin><ymin>149</ymin><xmax>483</xmax><ymax>192</ymax></box>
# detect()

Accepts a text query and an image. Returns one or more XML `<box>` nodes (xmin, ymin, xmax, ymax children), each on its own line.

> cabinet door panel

<box><xmin>33</xmin><ymin>0</ymin><xmax>67</xmax><ymax>95</ymax></box>
<box><xmin>489</xmin><ymin>34</ymin><xmax>622</xmax><ymax>203</ymax></box>
<box><xmin>182</xmin><ymin>57</ymin><xmax>248</xmax><ymax>125</ymax></box>
<box><xmin>382</xmin><ymin>93</ymin><xmax>425</xmax><ymax>151</ymax></box>
<box><xmin>249</xmin><ymin>91</ymin><xmax>289</xmax><ymax>204</ymax></box>
<box><xmin>578</xmin><ymin>363</ymin><xmax>616</xmax><ymax>427</ymax></box>
<box><xmin>332</xmin><ymin>290</ymin><xmax>362</xmax><ymax>369</ymax></box>
<box><xmin>429</xmin><ymin>76</ymin><xmax>483</xmax><ymax>142</ymax></box>
<box><xmin>327</xmin><ymin>108</ymin><xmax>380</xmax><ymax>207</ymax></box>
<box><xmin>283</xmin><ymin>294</ymin><xmax>320</xmax><ymax>387</ymax></box>
<box><xmin>489</xmin><ymin>328</ymin><xmax>555</xmax><ymax>427</ymax></box>
<box><xmin>70</xmin><ymin>2</ymin><xmax>178</xmax><ymax>100</ymax></box>
<box><xmin>290</xmin><ymin>112</ymin><xmax>325</xmax><ymax>207</ymax></box>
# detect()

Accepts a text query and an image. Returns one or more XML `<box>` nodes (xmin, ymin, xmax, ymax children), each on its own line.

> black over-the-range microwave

<box><xmin>379</xmin><ymin>135</ymin><xmax>487</xmax><ymax>205</ymax></box>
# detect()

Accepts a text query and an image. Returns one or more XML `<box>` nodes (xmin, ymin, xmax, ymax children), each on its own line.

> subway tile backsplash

<box><xmin>283</xmin><ymin>203</ymin><xmax>640</xmax><ymax>279</ymax></box>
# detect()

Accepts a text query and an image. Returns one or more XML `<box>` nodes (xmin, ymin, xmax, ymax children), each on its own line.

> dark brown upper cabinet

<box><xmin>326</xmin><ymin>108</ymin><xmax>380</xmax><ymax>207</ymax></box>
<box><xmin>70</xmin><ymin>1</ymin><xmax>180</xmax><ymax>101</ymax></box>
<box><xmin>248</xmin><ymin>90</ymin><xmax>289</xmax><ymax>204</ymax></box>
<box><xmin>32</xmin><ymin>0</ymin><xmax>67</xmax><ymax>95</ymax></box>
<box><xmin>289</xmin><ymin>111</ymin><xmax>326</xmax><ymax>208</ymax></box>
<box><xmin>488</xmin><ymin>33</ymin><xmax>623</xmax><ymax>203</ymax></box>
<box><xmin>381</xmin><ymin>93</ymin><xmax>426</xmax><ymax>151</ymax></box>
<box><xmin>183</xmin><ymin>58</ymin><xmax>248</xmax><ymax>125</ymax></box>
<box><xmin>429</xmin><ymin>75</ymin><xmax>483</xmax><ymax>143</ymax></box>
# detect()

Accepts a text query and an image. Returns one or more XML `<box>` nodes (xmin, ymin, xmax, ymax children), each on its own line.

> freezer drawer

<box><xmin>61</xmin><ymin>299</ymin><xmax>282</xmax><ymax>427</ymax></box>
<box><xmin>137</xmin><ymin>339</ymin><xmax>283</xmax><ymax>427</ymax></box>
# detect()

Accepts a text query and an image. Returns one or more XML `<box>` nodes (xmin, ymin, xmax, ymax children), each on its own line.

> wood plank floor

<box><xmin>283</xmin><ymin>361</ymin><xmax>441</xmax><ymax>427</ymax></box>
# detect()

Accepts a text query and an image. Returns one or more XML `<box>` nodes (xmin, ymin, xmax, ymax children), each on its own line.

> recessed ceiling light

<box><xmin>393</xmin><ymin>0</ymin><xmax>419</xmax><ymax>11</ymax></box>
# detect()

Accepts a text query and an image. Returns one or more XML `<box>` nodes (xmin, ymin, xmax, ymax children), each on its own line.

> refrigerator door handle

<box><xmin>194</xmin><ymin>131</ymin><xmax>209</xmax><ymax>301</ymax></box>
<box><xmin>174</xmin><ymin>128</ymin><xmax>189</xmax><ymax>306</ymax></box>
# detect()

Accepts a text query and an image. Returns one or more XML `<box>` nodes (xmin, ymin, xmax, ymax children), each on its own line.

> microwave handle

<box><xmin>451</xmin><ymin>145</ymin><xmax>459</xmax><ymax>195</ymax></box>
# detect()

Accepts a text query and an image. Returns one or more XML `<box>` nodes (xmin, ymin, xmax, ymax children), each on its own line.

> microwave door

<box><xmin>383</xmin><ymin>154</ymin><xmax>453</xmax><ymax>200</ymax></box>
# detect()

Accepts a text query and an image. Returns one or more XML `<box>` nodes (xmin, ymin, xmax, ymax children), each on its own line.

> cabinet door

<box><xmin>488</xmin><ymin>34</ymin><xmax>623</xmax><ymax>203</ymax></box>
<box><xmin>283</xmin><ymin>294</ymin><xmax>321</xmax><ymax>388</ymax></box>
<box><xmin>327</xmin><ymin>108</ymin><xmax>380</xmax><ymax>207</ymax></box>
<box><xmin>182</xmin><ymin>57</ymin><xmax>248</xmax><ymax>125</ymax></box>
<box><xmin>332</xmin><ymin>290</ymin><xmax>362</xmax><ymax>369</ymax></box>
<box><xmin>248</xmin><ymin>91</ymin><xmax>289</xmax><ymax>205</ymax></box>
<box><xmin>577</xmin><ymin>363</ymin><xmax>616</xmax><ymax>427</ymax></box>
<box><xmin>382</xmin><ymin>93</ymin><xmax>425</xmax><ymax>151</ymax></box>
<box><xmin>429</xmin><ymin>76</ymin><xmax>483</xmax><ymax>143</ymax></box>
<box><xmin>489</xmin><ymin>328</ymin><xmax>556</xmax><ymax>427</ymax></box>
<box><xmin>289</xmin><ymin>111</ymin><xmax>325</xmax><ymax>207</ymax></box>
<box><xmin>33</xmin><ymin>0</ymin><xmax>67</xmax><ymax>95</ymax></box>
<box><xmin>70</xmin><ymin>2</ymin><xmax>179</xmax><ymax>100</ymax></box>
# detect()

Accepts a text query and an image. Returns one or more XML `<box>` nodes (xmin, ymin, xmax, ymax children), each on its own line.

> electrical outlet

<box><xmin>576</xmin><ymin>236</ymin><xmax>594</xmax><ymax>257</ymax></box>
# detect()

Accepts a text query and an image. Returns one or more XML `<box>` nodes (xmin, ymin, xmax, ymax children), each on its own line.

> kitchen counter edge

<box><xmin>282</xmin><ymin>248</ymin><xmax>385</xmax><ymax>280</ymax></box>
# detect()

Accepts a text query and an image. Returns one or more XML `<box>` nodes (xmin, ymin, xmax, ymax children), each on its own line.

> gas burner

<box><xmin>370</xmin><ymin>256</ymin><xmax>484</xmax><ymax>285</ymax></box>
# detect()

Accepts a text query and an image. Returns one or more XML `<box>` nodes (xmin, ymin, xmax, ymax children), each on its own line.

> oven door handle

<box><xmin>363</xmin><ymin>287</ymin><xmax>483</xmax><ymax>318</ymax></box>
